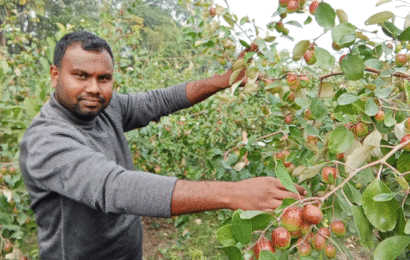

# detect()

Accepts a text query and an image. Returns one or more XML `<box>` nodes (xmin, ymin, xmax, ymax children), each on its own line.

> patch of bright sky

<box><xmin>213</xmin><ymin>0</ymin><xmax>410</xmax><ymax>55</ymax></box>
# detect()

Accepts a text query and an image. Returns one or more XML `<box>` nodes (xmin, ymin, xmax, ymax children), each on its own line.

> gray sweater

<box><xmin>19</xmin><ymin>83</ymin><xmax>192</xmax><ymax>259</ymax></box>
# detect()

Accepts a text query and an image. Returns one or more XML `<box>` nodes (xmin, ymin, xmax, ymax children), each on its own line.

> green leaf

<box><xmin>231</xmin><ymin>210</ymin><xmax>252</xmax><ymax>245</ymax></box>
<box><xmin>336</xmin><ymin>9</ymin><xmax>349</xmax><ymax>23</ymax></box>
<box><xmin>259</xmin><ymin>250</ymin><xmax>278</xmax><ymax>260</ymax></box>
<box><xmin>340</xmin><ymin>54</ymin><xmax>365</xmax><ymax>81</ymax></box>
<box><xmin>315</xmin><ymin>47</ymin><xmax>335</xmax><ymax>69</ymax></box>
<box><xmin>376</xmin><ymin>0</ymin><xmax>393</xmax><ymax>6</ymax></box>
<box><xmin>364</xmin><ymin>59</ymin><xmax>383</xmax><ymax>70</ymax></box>
<box><xmin>315</xmin><ymin>2</ymin><xmax>336</xmax><ymax>29</ymax></box>
<box><xmin>292</xmin><ymin>40</ymin><xmax>310</xmax><ymax>61</ymax></box>
<box><xmin>309</xmin><ymin>98</ymin><xmax>327</xmax><ymax>121</ymax></box>
<box><xmin>304</xmin><ymin>16</ymin><xmax>312</xmax><ymax>25</ymax></box>
<box><xmin>218</xmin><ymin>245</ymin><xmax>244</xmax><ymax>260</ymax></box>
<box><xmin>362</xmin><ymin>179</ymin><xmax>399</xmax><ymax>232</ymax></box>
<box><xmin>250</xmin><ymin>214</ymin><xmax>275</xmax><ymax>231</ymax></box>
<box><xmin>365</xmin><ymin>98</ymin><xmax>379</xmax><ymax>116</ymax></box>
<box><xmin>374</xmin><ymin>236</ymin><xmax>410</xmax><ymax>260</ymax></box>
<box><xmin>328</xmin><ymin>126</ymin><xmax>355</xmax><ymax>154</ymax></box>
<box><xmin>399</xmin><ymin>26</ymin><xmax>410</xmax><ymax>41</ymax></box>
<box><xmin>373</xmin><ymin>193</ymin><xmax>396</xmax><ymax>202</ymax></box>
<box><xmin>276</xmin><ymin>198</ymin><xmax>298</xmax><ymax>211</ymax></box>
<box><xmin>384</xmin><ymin>110</ymin><xmax>396</xmax><ymax>127</ymax></box>
<box><xmin>405</xmin><ymin>219</ymin><xmax>410</xmax><ymax>234</ymax></box>
<box><xmin>337</xmin><ymin>93</ymin><xmax>359</xmax><ymax>105</ymax></box>
<box><xmin>298</xmin><ymin>163</ymin><xmax>328</xmax><ymax>183</ymax></box>
<box><xmin>398</xmin><ymin>152</ymin><xmax>410</xmax><ymax>182</ymax></box>
<box><xmin>365</xmin><ymin>11</ymin><xmax>395</xmax><ymax>25</ymax></box>
<box><xmin>223</xmin><ymin>13</ymin><xmax>235</xmax><ymax>28</ymax></box>
<box><xmin>240</xmin><ymin>210</ymin><xmax>264</xmax><ymax>219</ymax></box>
<box><xmin>216</xmin><ymin>224</ymin><xmax>237</xmax><ymax>246</ymax></box>
<box><xmin>276</xmin><ymin>161</ymin><xmax>299</xmax><ymax>194</ymax></box>
<box><xmin>352</xmin><ymin>205</ymin><xmax>374</xmax><ymax>249</ymax></box>
<box><xmin>331</xmin><ymin>22</ymin><xmax>356</xmax><ymax>47</ymax></box>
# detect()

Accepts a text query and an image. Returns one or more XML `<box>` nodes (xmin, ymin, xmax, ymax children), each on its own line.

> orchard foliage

<box><xmin>184</xmin><ymin>0</ymin><xmax>410</xmax><ymax>259</ymax></box>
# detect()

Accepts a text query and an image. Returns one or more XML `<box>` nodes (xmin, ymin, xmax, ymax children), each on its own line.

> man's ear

<box><xmin>50</xmin><ymin>65</ymin><xmax>59</xmax><ymax>89</ymax></box>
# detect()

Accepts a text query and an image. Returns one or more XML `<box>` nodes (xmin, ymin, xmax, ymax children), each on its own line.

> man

<box><xmin>19</xmin><ymin>31</ymin><xmax>306</xmax><ymax>259</ymax></box>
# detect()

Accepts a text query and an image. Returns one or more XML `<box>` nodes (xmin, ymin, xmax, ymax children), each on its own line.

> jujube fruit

<box><xmin>400</xmin><ymin>134</ymin><xmax>410</xmax><ymax>152</ymax></box>
<box><xmin>281</xmin><ymin>206</ymin><xmax>303</xmax><ymax>232</ymax></box>
<box><xmin>287</xmin><ymin>0</ymin><xmax>299</xmax><ymax>13</ymax></box>
<box><xmin>309</xmin><ymin>0</ymin><xmax>319</xmax><ymax>15</ymax></box>
<box><xmin>271</xmin><ymin>227</ymin><xmax>291</xmax><ymax>250</ymax></box>
<box><xmin>302</xmin><ymin>204</ymin><xmax>323</xmax><ymax>225</ymax></box>
<box><xmin>297</xmin><ymin>238</ymin><xmax>312</xmax><ymax>256</ymax></box>
<box><xmin>321</xmin><ymin>167</ymin><xmax>337</xmax><ymax>184</ymax></box>
<box><xmin>325</xmin><ymin>244</ymin><xmax>337</xmax><ymax>258</ymax></box>
<box><xmin>330</xmin><ymin>221</ymin><xmax>346</xmax><ymax>237</ymax></box>
<box><xmin>311</xmin><ymin>233</ymin><xmax>326</xmax><ymax>251</ymax></box>
<box><xmin>304</xmin><ymin>51</ymin><xmax>316</xmax><ymax>65</ymax></box>
<box><xmin>395</xmin><ymin>54</ymin><xmax>407</xmax><ymax>67</ymax></box>
<box><xmin>253</xmin><ymin>236</ymin><xmax>275</xmax><ymax>259</ymax></box>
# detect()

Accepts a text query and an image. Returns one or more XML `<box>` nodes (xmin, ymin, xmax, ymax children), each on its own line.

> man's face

<box><xmin>50</xmin><ymin>44</ymin><xmax>114</xmax><ymax>119</ymax></box>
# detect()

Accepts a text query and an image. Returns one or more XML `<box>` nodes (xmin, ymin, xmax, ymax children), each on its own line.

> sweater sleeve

<box><xmin>20</xmin><ymin>120</ymin><xmax>177</xmax><ymax>217</ymax></box>
<box><xmin>115</xmin><ymin>82</ymin><xmax>192</xmax><ymax>132</ymax></box>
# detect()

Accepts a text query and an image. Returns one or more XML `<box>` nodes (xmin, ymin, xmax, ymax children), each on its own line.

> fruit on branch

<box><xmin>299</xmin><ymin>75</ymin><xmax>310</xmax><ymax>88</ymax></box>
<box><xmin>289</xmin><ymin>82</ymin><xmax>301</xmax><ymax>92</ymax></box>
<box><xmin>339</xmin><ymin>54</ymin><xmax>347</xmax><ymax>64</ymax></box>
<box><xmin>400</xmin><ymin>134</ymin><xmax>410</xmax><ymax>152</ymax></box>
<box><xmin>279</xmin><ymin>0</ymin><xmax>290</xmax><ymax>7</ymax></box>
<box><xmin>287</xmin><ymin>0</ymin><xmax>299</xmax><ymax>13</ymax></box>
<box><xmin>275</xmin><ymin>152</ymin><xmax>286</xmax><ymax>161</ymax></box>
<box><xmin>301</xmin><ymin>204</ymin><xmax>323</xmax><ymax>225</ymax></box>
<box><xmin>321</xmin><ymin>166</ymin><xmax>337</xmax><ymax>184</ymax></box>
<box><xmin>0</xmin><ymin>166</ymin><xmax>7</xmax><ymax>174</ymax></box>
<box><xmin>3</xmin><ymin>242</ymin><xmax>12</xmax><ymax>253</ymax></box>
<box><xmin>336</xmin><ymin>153</ymin><xmax>344</xmax><ymax>160</ymax></box>
<box><xmin>304</xmin><ymin>51</ymin><xmax>316</xmax><ymax>65</ymax></box>
<box><xmin>311</xmin><ymin>233</ymin><xmax>326</xmax><ymax>251</ymax></box>
<box><xmin>20</xmin><ymin>257</ymin><xmax>28</xmax><ymax>260</ymax></box>
<box><xmin>318</xmin><ymin>227</ymin><xmax>331</xmax><ymax>238</ymax></box>
<box><xmin>297</xmin><ymin>238</ymin><xmax>312</xmax><ymax>256</ymax></box>
<box><xmin>271</xmin><ymin>227</ymin><xmax>291</xmax><ymax>250</ymax></box>
<box><xmin>275</xmin><ymin>21</ymin><xmax>285</xmax><ymax>33</ymax></box>
<box><xmin>375</xmin><ymin>110</ymin><xmax>385</xmax><ymax>123</ymax></box>
<box><xmin>395</xmin><ymin>43</ymin><xmax>403</xmax><ymax>53</ymax></box>
<box><xmin>332</xmin><ymin>41</ymin><xmax>341</xmax><ymax>51</ymax></box>
<box><xmin>286</xmin><ymin>73</ymin><xmax>298</xmax><ymax>86</ymax></box>
<box><xmin>395</xmin><ymin>54</ymin><xmax>407</xmax><ymax>67</ymax></box>
<box><xmin>386</xmin><ymin>43</ymin><xmax>393</xmax><ymax>49</ymax></box>
<box><xmin>280</xmin><ymin>12</ymin><xmax>287</xmax><ymax>19</ymax></box>
<box><xmin>304</xmin><ymin>109</ymin><xmax>313</xmax><ymax>120</ymax></box>
<box><xmin>283</xmin><ymin>28</ymin><xmax>290</xmax><ymax>35</ymax></box>
<box><xmin>287</xmin><ymin>91</ymin><xmax>295</xmax><ymax>102</ymax></box>
<box><xmin>355</xmin><ymin>122</ymin><xmax>369</xmax><ymax>137</ymax></box>
<box><xmin>325</xmin><ymin>244</ymin><xmax>337</xmax><ymax>259</ymax></box>
<box><xmin>404</xmin><ymin>117</ymin><xmax>410</xmax><ymax>129</ymax></box>
<box><xmin>290</xmin><ymin>228</ymin><xmax>302</xmax><ymax>238</ymax></box>
<box><xmin>209</xmin><ymin>7</ymin><xmax>216</xmax><ymax>17</ymax></box>
<box><xmin>285</xmin><ymin>114</ymin><xmax>293</xmax><ymax>124</ymax></box>
<box><xmin>330</xmin><ymin>221</ymin><xmax>346</xmax><ymax>237</ymax></box>
<box><xmin>281</xmin><ymin>206</ymin><xmax>303</xmax><ymax>232</ymax></box>
<box><xmin>309</xmin><ymin>0</ymin><xmax>319</xmax><ymax>15</ymax></box>
<box><xmin>301</xmin><ymin>222</ymin><xmax>311</xmax><ymax>235</ymax></box>
<box><xmin>253</xmin><ymin>236</ymin><xmax>275</xmax><ymax>258</ymax></box>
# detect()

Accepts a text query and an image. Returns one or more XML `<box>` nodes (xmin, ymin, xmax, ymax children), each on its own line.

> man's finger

<box><xmin>274</xmin><ymin>179</ymin><xmax>308</xmax><ymax>196</ymax></box>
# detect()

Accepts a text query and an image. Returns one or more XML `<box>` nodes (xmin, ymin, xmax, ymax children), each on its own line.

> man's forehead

<box><xmin>61</xmin><ymin>44</ymin><xmax>113</xmax><ymax>71</ymax></box>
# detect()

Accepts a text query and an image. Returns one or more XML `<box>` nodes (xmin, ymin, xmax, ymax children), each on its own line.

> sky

<box><xmin>213</xmin><ymin>0</ymin><xmax>410</xmax><ymax>54</ymax></box>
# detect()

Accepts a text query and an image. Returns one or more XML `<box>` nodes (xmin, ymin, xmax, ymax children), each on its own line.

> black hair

<box><xmin>53</xmin><ymin>31</ymin><xmax>114</xmax><ymax>67</ymax></box>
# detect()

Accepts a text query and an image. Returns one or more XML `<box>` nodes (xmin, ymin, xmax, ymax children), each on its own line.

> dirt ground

<box><xmin>142</xmin><ymin>217</ymin><xmax>177</xmax><ymax>259</ymax></box>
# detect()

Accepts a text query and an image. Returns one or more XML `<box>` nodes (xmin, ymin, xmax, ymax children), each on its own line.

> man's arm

<box><xmin>185</xmin><ymin>42</ymin><xmax>258</xmax><ymax>105</ymax></box>
<box><xmin>170</xmin><ymin>177</ymin><xmax>307</xmax><ymax>216</ymax></box>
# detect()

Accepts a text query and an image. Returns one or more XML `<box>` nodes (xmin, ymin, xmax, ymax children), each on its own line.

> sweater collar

<box><xmin>49</xmin><ymin>92</ymin><xmax>97</xmax><ymax>129</ymax></box>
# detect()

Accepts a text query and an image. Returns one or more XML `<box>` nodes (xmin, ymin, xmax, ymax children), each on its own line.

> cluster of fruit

<box><xmin>387</xmin><ymin>42</ymin><xmax>410</xmax><ymax>67</ymax></box>
<box><xmin>0</xmin><ymin>166</ymin><xmax>17</xmax><ymax>175</ymax></box>
<box><xmin>252</xmin><ymin>204</ymin><xmax>346</xmax><ymax>259</ymax></box>
<box><xmin>1</xmin><ymin>242</ymin><xmax>28</xmax><ymax>260</ymax></box>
